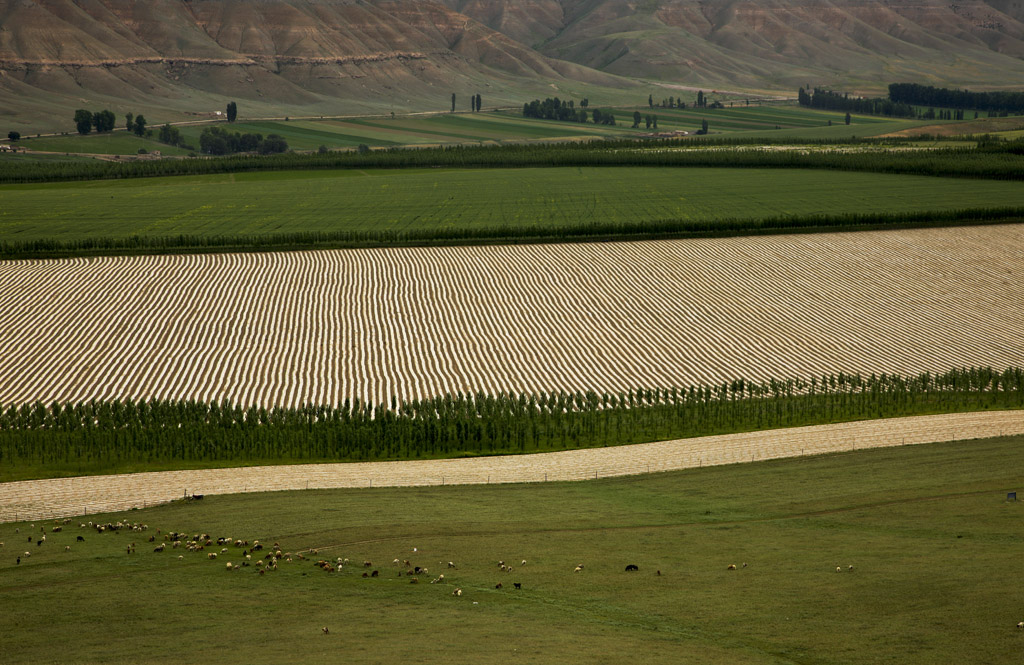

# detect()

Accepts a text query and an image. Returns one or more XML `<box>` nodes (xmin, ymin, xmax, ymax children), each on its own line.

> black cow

<box><xmin>625</xmin><ymin>564</ymin><xmax>639</xmax><ymax>572</ymax></box>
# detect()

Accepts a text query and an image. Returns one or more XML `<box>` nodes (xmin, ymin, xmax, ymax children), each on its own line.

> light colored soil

<box><xmin>2</xmin><ymin>411</ymin><xmax>1020</xmax><ymax>523</ymax></box>
<box><xmin>1</xmin><ymin>226</ymin><xmax>1023</xmax><ymax>408</ymax></box>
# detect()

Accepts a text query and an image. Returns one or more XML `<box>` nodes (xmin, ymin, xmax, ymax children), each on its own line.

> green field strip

<box><xmin>1</xmin><ymin>166</ymin><xmax>1021</xmax><ymax>244</ymax></box>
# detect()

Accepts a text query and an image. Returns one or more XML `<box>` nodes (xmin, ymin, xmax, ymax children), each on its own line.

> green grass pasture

<box><xmin>2</xmin><ymin>435</ymin><xmax>1023</xmax><ymax>663</ymax></box>
<box><xmin>2</xmin><ymin>166</ymin><xmax>1022</xmax><ymax>245</ymax></box>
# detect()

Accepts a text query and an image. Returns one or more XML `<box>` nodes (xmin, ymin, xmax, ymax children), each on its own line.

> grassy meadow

<box><xmin>2</xmin><ymin>435</ymin><xmax>1023</xmax><ymax>664</ymax></box>
<box><xmin>2</xmin><ymin>166</ymin><xmax>1023</xmax><ymax>245</ymax></box>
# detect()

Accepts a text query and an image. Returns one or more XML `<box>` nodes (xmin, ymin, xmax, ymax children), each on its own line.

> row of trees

<box><xmin>797</xmin><ymin>88</ymin><xmax>917</xmax><ymax>118</ymax></box>
<box><xmin>198</xmin><ymin>126</ymin><xmax>288</xmax><ymax>155</ymax></box>
<box><xmin>632</xmin><ymin>112</ymin><xmax>659</xmax><ymax>129</ymax></box>
<box><xmin>1</xmin><ymin>366</ymin><xmax>1020</xmax><ymax>477</ymax></box>
<box><xmin>522</xmin><ymin>98</ymin><xmax>614</xmax><ymax>125</ymax></box>
<box><xmin>889</xmin><ymin>83</ymin><xmax>1024</xmax><ymax>114</ymax></box>
<box><xmin>73</xmin><ymin>110</ymin><xmax>147</xmax><ymax>136</ymax></box>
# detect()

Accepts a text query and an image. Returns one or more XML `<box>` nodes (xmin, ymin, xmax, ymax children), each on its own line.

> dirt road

<box><xmin>1</xmin><ymin>410</ymin><xmax>1020</xmax><ymax>523</ymax></box>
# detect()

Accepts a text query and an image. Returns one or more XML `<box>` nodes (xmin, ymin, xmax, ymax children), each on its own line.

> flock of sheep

<box><xmin>6</xmin><ymin>517</ymin><xmax>1024</xmax><ymax>634</ymax></box>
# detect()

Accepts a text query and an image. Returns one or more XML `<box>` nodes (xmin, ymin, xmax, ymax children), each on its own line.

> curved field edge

<box><xmin>3</xmin><ymin>436</ymin><xmax>1024</xmax><ymax>665</ymax></box>
<box><xmin>2</xmin><ymin>410</ymin><xmax>1022</xmax><ymax>523</ymax></box>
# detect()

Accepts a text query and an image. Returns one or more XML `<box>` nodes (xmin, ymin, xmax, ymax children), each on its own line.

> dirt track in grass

<box><xmin>2</xmin><ymin>410</ymin><xmax>1021</xmax><ymax>523</ymax></box>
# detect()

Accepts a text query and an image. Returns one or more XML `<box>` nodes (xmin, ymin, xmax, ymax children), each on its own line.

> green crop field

<box><xmin>2</xmin><ymin>166</ymin><xmax>1022</xmax><ymax>245</ymax></box>
<box><xmin>2</xmin><ymin>435</ymin><xmax>1022</xmax><ymax>664</ymax></box>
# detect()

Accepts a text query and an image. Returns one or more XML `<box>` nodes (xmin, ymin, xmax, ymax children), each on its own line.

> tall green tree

<box><xmin>226</xmin><ymin>101</ymin><xmax>237</xmax><ymax>122</ymax></box>
<box><xmin>7</xmin><ymin>131</ymin><xmax>19</xmax><ymax>142</ymax></box>
<box><xmin>845</xmin><ymin>112</ymin><xmax>851</xmax><ymax>125</ymax></box>
<box><xmin>93</xmin><ymin>109</ymin><xmax>116</xmax><ymax>133</ymax></box>
<box><xmin>132</xmin><ymin>115</ymin><xmax>147</xmax><ymax>137</ymax></box>
<box><xmin>648</xmin><ymin>94</ymin><xmax>653</xmax><ymax>108</ymax></box>
<box><xmin>451</xmin><ymin>93</ymin><xmax>456</xmax><ymax>113</ymax></box>
<box><xmin>125</xmin><ymin>112</ymin><xmax>134</xmax><ymax>132</ymax></box>
<box><xmin>74</xmin><ymin>109</ymin><xmax>93</xmax><ymax>135</ymax></box>
<box><xmin>632</xmin><ymin>110</ymin><xmax>641</xmax><ymax>128</ymax></box>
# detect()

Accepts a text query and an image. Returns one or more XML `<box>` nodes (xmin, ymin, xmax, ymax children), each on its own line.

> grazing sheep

<box><xmin>1017</xmin><ymin>622</ymin><xmax>1023</xmax><ymax>629</ymax></box>
<box><xmin>836</xmin><ymin>566</ymin><xmax>842</xmax><ymax>573</ymax></box>
<box><xmin>521</xmin><ymin>560</ymin><xmax>527</xmax><ymax>566</ymax></box>
<box><xmin>226</xmin><ymin>562</ymin><xmax>233</xmax><ymax>571</ymax></box>
<box><xmin>513</xmin><ymin>583</ymin><xmax>522</xmax><ymax>590</ymax></box>
<box><xmin>76</xmin><ymin>535</ymin><xmax>84</xmax><ymax>543</ymax></box>
<box><xmin>371</xmin><ymin>570</ymin><xmax>379</xmax><ymax>577</ymax></box>
<box><xmin>574</xmin><ymin>565</ymin><xmax>583</xmax><ymax>573</ymax></box>
<box><xmin>410</xmin><ymin>577</ymin><xmax>419</xmax><ymax>584</ymax></box>
<box><xmin>178</xmin><ymin>555</ymin><xmax>184</xmax><ymax>560</ymax></box>
<box><xmin>364</xmin><ymin>560</ymin><xmax>373</xmax><ymax>567</ymax></box>
<box><xmin>453</xmin><ymin>588</ymin><xmax>462</xmax><ymax>597</ymax></box>
<box><xmin>52</xmin><ymin>526</ymin><xmax>62</xmax><ymax>533</ymax></box>
<box><xmin>848</xmin><ymin>565</ymin><xmax>854</xmax><ymax>572</ymax></box>
<box><xmin>447</xmin><ymin>561</ymin><xmax>456</xmax><ymax>569</ymax></box>
<box><xmin>394</xmin><ymin>559</ymin><xmax>401</xmax><ymax>565</ymax></box>
<box><xmin>64</xmin><ymin>546</ymin><xmax>70</xmax><ymax>552</ymax></box>
<box><xmin>495</xmin><ymin>582</ymin><xmax>503</xmax><ymax>589</ymax></box>
<box><xmin>24</xmin><ymin>551</ymin><xmax>30</xmax><ymax>558</ymax></box>
<box><xmin>362</xmin><ymin>572</ymin><xmax>368</xmax><ymax>578</ymax></box>
<box><xmin>322</xmin><ymin>627</ymin><xmax>329</xmax><ymax>635</ymax></box>
<box><xmin>656</xmin><ymin>570</ymin><xmax>662</xmax><ymax>576</ymax></box>
<box><xmin>742</xmin><ymin>563</ymin><xmax>748</xmax><ymax>568</ymax></box>
<box><xmin>727</xmin><ymin>564</ymin><xmax>737</xmax><ymax>570</ymax></box>
<box><xmin>208</xmin><ymin>552</ymin><xmax>218</xmax><ymax>560</ymax></box>
<box><xmin>153</xmin><ymin>544</ymin><xmax>165</xmax><ymax>552</ymax></box>
<box><xmin>430</xmin><ymin>575</ymin><xmax>445</xmax><ymax>584</ymax></box>
<box><xmin>625</xmin><ymin>564</ymin><xmax>639</xmax><ymax>572</ymax></box>
<box><xmin>16</xmin><ymin>557</ymin><xmax>20</xmax><ymax>565</ymax></box>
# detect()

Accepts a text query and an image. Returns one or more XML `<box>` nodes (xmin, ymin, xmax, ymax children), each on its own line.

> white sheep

<box><xmin>836</xmin><ymin>566</ymin><xmax>841</xmax><ymax>573</ymax></box>
<box><xmin>453</xmin><ymin>588</ymin><xmax>462</xmax><ymax>597</ymax></box>
<box><xmin>574</xmin><ymin>565</ymin><xmax>583</xmax><ymax>573</ymax></box>
<box><xmin>226</xmin><ymin>562</ymin><xmax>234</xmax><ymax>571</ymax></box>
<box><xmin>1017</xmin><ymin>621</ymin><xmax>1024</xmax><ymax>629</ymax></box>
<box><xmin>521</xmin><ymin>560</ymin><xmax>527</xmax><ymax>566</ymax></box>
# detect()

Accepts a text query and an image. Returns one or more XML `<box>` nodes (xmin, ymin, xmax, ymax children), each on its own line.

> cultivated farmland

<box><xmin>3</xmin><ymin>166</ymin><xmax>1024</xmax><ymax>246</ymax></box>
<box><xmin>0</xmin><ymin>225</ymin><xmax>1021</xmax><ymax>408</ymax></box>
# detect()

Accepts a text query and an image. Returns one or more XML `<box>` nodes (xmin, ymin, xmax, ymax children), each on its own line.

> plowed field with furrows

<box><xmin>0</xmin><ymin>225</ymin><xmax>1022</xmax><ymax>408</ymax></box>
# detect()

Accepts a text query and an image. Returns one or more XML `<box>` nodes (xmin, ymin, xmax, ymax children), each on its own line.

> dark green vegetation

<box><xmin>3</xmin><ymin>434</ymin><xmax>1024</xmax><ymax>664</ymax></box>
<box><xmin>889</xmin><ymin>83</ymin><xmax>1024</xmax><ymax>114</ymax></box>
<box><xmin>6</xmin><ymin>136</ymin><xmax>1024</xmax><ymax>186</ymax></box>
<box><xmin>2</xmin><ymin>156</ymin><xmax>1023</xmax><ymax>258</ymax></box>
<box><xmin>2</xmin><ymin>366</ymin><xmax>1020</xmax><ymax>483</ymax></box>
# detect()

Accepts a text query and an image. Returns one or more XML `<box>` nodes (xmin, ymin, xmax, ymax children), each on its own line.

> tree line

<box><xmin>198</xmin><ymin>127</ymin><xmax>288</xmax><ymax>155</ymax></box>
<box><xmin>889</xmin><ymin>83</ymin><xmax>1024</xmax><ymax>114</ymax></box>
<box><xmin>0</xmin><ymin>366</ymin><xmax>1020</xmax><ymax>481</ymax></box>
<box><xmin>74</xmin><ymin>109</ymin><xmax>148</xmax><ymax>136</ymax></box>
<box><xmin>521</xmin><ymin>98</ymin><xmax>616</xmax><ymax>125</ymax></box>
<box><xmin>797</xmin><ymin>88</ymin><xmax>917</xmax><ymax>118</ymax></box>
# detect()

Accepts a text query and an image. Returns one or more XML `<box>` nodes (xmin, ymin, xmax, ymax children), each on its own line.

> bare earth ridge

<box><xmin>2</xmin><ymin>410</ymin><xmax>1021</xmax><ymax>523</ymax></box>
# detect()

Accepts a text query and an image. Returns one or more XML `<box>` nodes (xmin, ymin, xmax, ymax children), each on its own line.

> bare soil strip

<box><xmin>2</xmin><ymin>411</ymin><xmax>1020</xmax><ymax>523</ymax></box>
